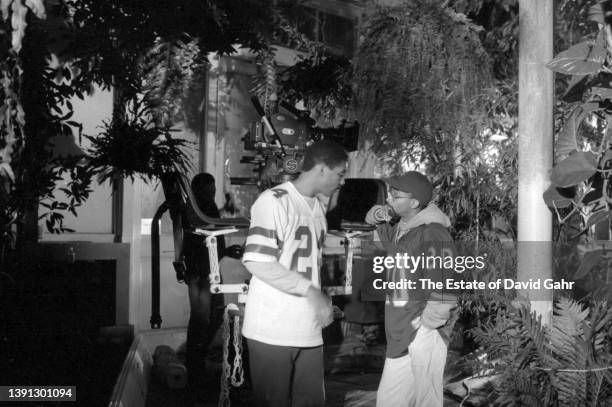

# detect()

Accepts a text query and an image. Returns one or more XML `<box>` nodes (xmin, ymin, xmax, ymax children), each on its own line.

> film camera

<box><xmin>230</xmin><ymin>97</ymin><xmax>359</xmax><ymax>190</ymax></box>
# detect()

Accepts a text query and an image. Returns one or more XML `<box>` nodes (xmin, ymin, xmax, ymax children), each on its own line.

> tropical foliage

<box><xmin>542</xmin><ymin>3</ymin><xmax>612</xmax><ymax>288</ymax></box>
<box><xmin>85</xmin><ymin>105</ymin><xmax>192</xmax><ymax>185</ymax></box>
<box><xmin>468</xmin><ymin>297</ymin><xmax>612</xmax><ymax>406</ymax></box>
<box><xmin>277</xmin><ymin>52</ymin><xmax>352</xmax><ymax>121</ymax></box>
<box><xmin>352</xmin><ymin>0</ymin><xmax>492</xmax><ymax>166</ymax></box>
<box><xmin>249</xmin><ymin>1</ymin><xmax>346</xmax><ymax>117</ymax></box>
<box><xmin>436</xmin><ymin>142</ymin><xmax>517</xmax><ymax>240</ymax></box>
<box><xmin>0</xmin><ymin>0</ymin><xmax>291</xmax><ymax>252</ymax></box>
<box><xmin>544</xmin><ymin>4</ymin><xmax>610</xmax><ymax>219</ymax></box>
<box><xmin>438</xmin><ymin>0</ymin><xmax>601</xmax><ymax>240</ymax></box>
<box><xmin>346</xmin><ymin>0</ymin><xmax>523</xmax><ymax>241</ymax></box>
<box><xmin>1</xmin><ymin>1</ymin><xmax>101</xmax><ymax>252</ymax></box>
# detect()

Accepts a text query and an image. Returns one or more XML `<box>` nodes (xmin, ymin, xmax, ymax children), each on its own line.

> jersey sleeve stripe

<box><xmin>248</xmin><ymin>226</ymin><xmax>277</xmax><ymax>240</ymax></box>
<box><xmin>244</xmin><ymin>244</ymin><xmax>279</xmax><ymax>258</ymax></box>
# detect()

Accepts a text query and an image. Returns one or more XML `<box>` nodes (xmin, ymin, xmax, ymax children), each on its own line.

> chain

<box><xmin>218</xmin><ymin>304</ymin><xmax>244</xmax><ymax>407</ymax></box>
<box><xmin>218</xmin><ymin>305</ymin><xmax>232</xmax><ymax>407</ymax></box>
<box><xmin>231</xmin><ymin>313</ymin><xmax>244</xmax><ymax>386</ymax></box>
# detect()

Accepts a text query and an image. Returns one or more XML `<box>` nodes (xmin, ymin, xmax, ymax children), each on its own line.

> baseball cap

<box><xmin>383</xmin><ymin>171</ymin><xmax>433</xmax><ymax>206</ymax></box>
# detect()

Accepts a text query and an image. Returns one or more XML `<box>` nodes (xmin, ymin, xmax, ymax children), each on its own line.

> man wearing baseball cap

<box><xmin>365</xmin><ymin>171</ymin><xmax>458</xmax><ymax>407</ymax></box>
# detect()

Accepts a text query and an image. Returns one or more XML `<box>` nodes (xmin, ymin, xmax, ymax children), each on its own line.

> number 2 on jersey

<box><xmin>290</xmin><ymin>226</ymin><xmax>313</xmax><ymax>278</ymax></box>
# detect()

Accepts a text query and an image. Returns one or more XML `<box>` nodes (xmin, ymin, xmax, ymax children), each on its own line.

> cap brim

<box><xmin>383</xmin><ymin>177</ymin><xmax>408</xmax><ymax>193</ymax></box>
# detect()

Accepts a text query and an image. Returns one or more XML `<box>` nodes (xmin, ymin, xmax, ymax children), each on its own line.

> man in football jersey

<box><xmin>242</xmin><ymin>140</ymin><xmax>348</xmax><ymax>407</ymax></box>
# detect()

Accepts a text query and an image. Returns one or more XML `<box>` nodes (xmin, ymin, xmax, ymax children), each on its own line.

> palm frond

<box><xmin>467</xmin><ymin>298</ymin><xmax>612</xmax><ymax>406</ymax></box>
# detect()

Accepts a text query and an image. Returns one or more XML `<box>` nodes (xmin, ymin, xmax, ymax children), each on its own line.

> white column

<box><xmin>517</xmin><ymin>0</ymin><xmax>554</xmax><ymax>324</ymax></box>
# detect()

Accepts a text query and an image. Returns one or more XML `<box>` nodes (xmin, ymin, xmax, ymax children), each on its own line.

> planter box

<box><xmin>108</xmin><ymin>329</ymin><xmax>186</xmax><ymax>407</ymax></box>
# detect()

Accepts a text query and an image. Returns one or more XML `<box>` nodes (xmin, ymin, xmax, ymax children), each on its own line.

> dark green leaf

<box><xmin>550</xmin><ymin>151</ymin><xmax>598</xmax><ymax>187</ymax></box>
<box><xmin>588</xmin><ymin>3</ymin><xmax>604</xmax><ymax>24</ymax></box>
<box><xmin>574</xmin><ymin>250</ymin><xmax>605</xmax><ymax>280</ymax></box>
<box><xmin>582</xmin><ymin>189</ymin><xmax>602</xmax><ymax>204</ymax></box>
<box><xmin>555</xmin><ymin>104</ymin><xmax>601</xmax><ymax>160</ymax></box>
<box><xmin>59</xmin><ymin>110</ymin><xmax>74</xmax><ymax>121</ymax></box>
<box><xmin>543</xmin><ymin>186</ymin><xmax>573</xmax><ymax>208</ymax></box>
<box><xmin>547</xmin><ymin>42</ymin><xmax>606</xmax><ymax>75</ymax></box>
<box><xmin>559</xmin><ymin>186</ymin><xmax>577</xmax><ymax>199</ymax></box>
<box><xmin>562</xmin><ymin>74</ymin><xmax>588</xmax><ymax>103</ymax></box>
<box><xmin>586</xmin><ymin>210</ymin><xmax>611</xmax><ymax>228</ymax></box>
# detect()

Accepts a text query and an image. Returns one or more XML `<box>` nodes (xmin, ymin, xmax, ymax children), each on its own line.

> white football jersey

<box><xmin>242</xmin><ymin>181</ymin><xmax>327</xmax><ymax>346</ymax></box>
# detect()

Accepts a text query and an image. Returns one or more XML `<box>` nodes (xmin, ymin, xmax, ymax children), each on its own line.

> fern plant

<box><xmin>85</xmin><ymin>104</ymin><xmax>192</xmax><ymax>185</ymax></box>
<box><xmin>139</xmin><ymin>37</ymin><xmax>201</xmax><ymax>127</ymax></box>
<box><xmin>277</xmin><ymin>52</ymin><xmax>352</xmax><ymax>121</ymax></box>
<box><xmin>352</xmin><ymin>0</ymin><xmax>492</xmax><ymax>172</ymax></box>
<box><xmin>469</xmin><ymin>297</ymin><xmax>612</xmax><ymax>406</ymax></box>
<box><xmin>249</xmin><ymin>1</ymin><xmax>352</xmax><ymax>119</ymax></box>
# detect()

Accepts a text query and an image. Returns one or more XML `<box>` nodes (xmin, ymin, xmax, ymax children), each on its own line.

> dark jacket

<box><xmin>376</xmin><ymin>204</ymin><xmax>458</xmax><ymax>358</ymax></box>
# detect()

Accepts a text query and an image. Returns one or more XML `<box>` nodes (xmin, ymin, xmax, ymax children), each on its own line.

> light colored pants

<box><xmin>376</xmin><ymin>326</ymin><xmax>447</xmax><ymax>407</ymax></box>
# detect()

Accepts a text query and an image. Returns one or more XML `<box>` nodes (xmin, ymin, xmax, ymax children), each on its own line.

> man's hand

<box><xmin>365</xmin><ymin>204</ymin><xmax>395</xmax><ymax>225</ymax></box>
<box><xmin>306</xmin><ymin>286</ymin><xmax>334</xmax><ymax>328</ymax></box>
<box><xmin>365</xmin><ymin>205</ymin><xmax>386</xmax><ymax>225</ymax></box>
<box><xmin>223</xmin><ymin>244</ymin><xmax>244</xmax><ymax>259</ymax></box>
<box><xmin>421</xmin><ymin>300</ymin><xmax>456</xmax><ymax>329</ymax></box>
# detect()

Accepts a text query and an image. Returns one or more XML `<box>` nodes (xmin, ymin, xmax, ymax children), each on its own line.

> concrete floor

<box><xmin>146</xmin><ymin>324</ymin><xmax>468</xmax><ymax>407</ymax></box>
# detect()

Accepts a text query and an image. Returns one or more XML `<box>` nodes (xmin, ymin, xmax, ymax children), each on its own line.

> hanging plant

<box><xmin>85</xmin><ymin>104</ymin><xmax>192</xmax><ymax>185</ymax></box>
<box><xmin>277</xmin><ymin>52</ymin><xmax>352</xmax><ymax>121</ymax></box>
<box><xmin>251</xmin><ymin>49</ymin><xmax>280</xmax><ymax>115</ymax></box>
<box><xmin>250</xmin><ymin>3</ymin><xmax>348</xmax><ymax>118</ymax></box>
<box><xmin>139</xmin><ymin>37</ymin><xmax>202</xmax><ymax>127</ymax></box>
<box><xmin>352</xmin><ymin>0</ymin><xmax>492</xmax><ymax>167</ymax></box>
